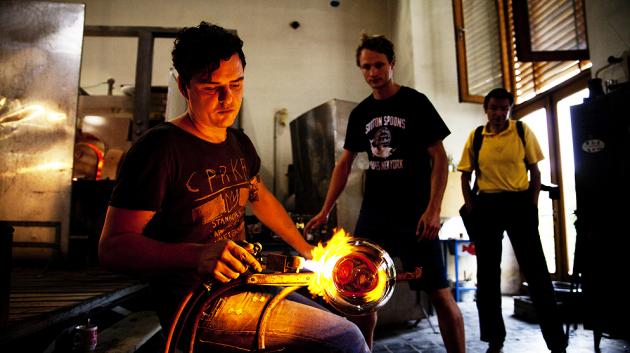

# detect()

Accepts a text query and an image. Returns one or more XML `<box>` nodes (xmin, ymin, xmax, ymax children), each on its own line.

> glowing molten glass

<box><xmin>305</xmin><ymin>229</ymin><xmax>396</xmax><ymax>315</ymax></box>
<box><xmin>333</xmin><ymin>253</ymin><xmax>378</xmax><ymax>295</ymax></box>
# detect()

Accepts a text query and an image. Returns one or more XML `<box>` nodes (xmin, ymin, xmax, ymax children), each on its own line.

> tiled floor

<box><xmin>373</xmin><ymin>296</ymin><xmax>630</xmax><ymax>353</ymax></box>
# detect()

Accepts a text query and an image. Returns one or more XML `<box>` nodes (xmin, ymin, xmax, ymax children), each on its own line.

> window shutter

<box><xmin>453</xmin><ymin>0</ymin><xmax>508</xmax><ymax>103</ymax></box>
<box><xmin>513</xmin><ymin>0</ymin><xmax>589</xmax><ymax>61</ymax></box>
<box><xmin>463</xmin><ymin>0</ymin><xmax>505</xmax><ymax>97</ymax></box>
<box><xmin>507</xmin><ymin>0</ymin><xmax>591</xmax><ymax>103</ymax></box>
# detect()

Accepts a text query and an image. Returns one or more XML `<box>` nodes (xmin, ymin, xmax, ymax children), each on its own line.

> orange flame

<box><xmin>306</xmin><ymin>229</ymin><xmax>354</xmax><ymax>298</ymax></box>
<box><xmin>305</xmin><ymin>229</ymin><xmax>388</xmax><ymax>306</ymax></box>
<box><xmin>364</xmin><ymin>269</ymin><xmax>387</xmax><ymax>303</ymax></box>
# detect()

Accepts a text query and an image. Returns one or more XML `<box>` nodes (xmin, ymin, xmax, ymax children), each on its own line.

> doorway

<box><xmin>513</xmin><ymin>71</ymin><xmax>590</xmax><ymax>280</ymax></box>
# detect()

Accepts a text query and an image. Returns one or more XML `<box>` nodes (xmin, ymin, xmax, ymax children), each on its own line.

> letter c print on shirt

<box><xmin>185</xmin><ymin>158</ymin><xmax>250</xmax><ymax>197</ymax></box>
<box><xmin>186</xmin><ymin>158</ymin><xmax>251</xmax><ymax>236</ymax></box>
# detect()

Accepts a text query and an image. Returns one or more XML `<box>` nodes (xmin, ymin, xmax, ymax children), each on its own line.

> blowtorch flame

<box><xmin>304</xmin><ymin>229</ymin><xmax>355</xmax><ymax>298</ymax></box>
<box><xmin>303</xmin><ymin>229</ymin><xmax>389</xmax><ymax>309</ymax></box>
<box><xmin>364</xmin><ymin>269</ymin><xmax>387</xmax><ymax>303</ymax></box>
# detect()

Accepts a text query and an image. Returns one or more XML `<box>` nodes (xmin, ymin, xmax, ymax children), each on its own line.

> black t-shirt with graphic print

<box><xmin>110</xmin><ymin>122</ymin><xmax>260</xmax><ymax>326</ymax></box>
<box><xmin>344</xmin><ymin>86</ymin><xmax>450</xmax><ymax>233</ymax></box>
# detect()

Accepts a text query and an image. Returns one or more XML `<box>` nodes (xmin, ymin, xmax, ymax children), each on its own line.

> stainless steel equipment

<box><xmin>0</xmin><ymin>1</ymin><xmax>85</xmax><ymax>259</ymax></box>
<box><xmin>289</xmin><ymin>99</ymin><xmax>366</xmax><ymax>233</ymax></box>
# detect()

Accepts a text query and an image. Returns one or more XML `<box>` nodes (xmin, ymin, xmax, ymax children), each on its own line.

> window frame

<box><xmin>452</xmin><ymin>0</ymin><xmax>511</xmax><ymax>103</ymax></box>
<box><xmin>453</xmin><ymin>0</ymin><xmax>591</xmax><ymax>104</ymax></box>
<box><xmin>512</xmin><ymin>69</ymin><xmax>590</xmax><ymax>280</ymax></box>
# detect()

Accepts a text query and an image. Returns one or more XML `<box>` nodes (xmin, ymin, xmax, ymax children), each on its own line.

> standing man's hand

<box><xmin>303</xmin><ymin>211</ymin><xmax>328</xmax><ymax>239</ymax></box>
<box><xmin>197</xmin><ymin>240</ymin><xmax>262</xmax><ymax>283</ymax></box>
<box><xmin>416</xmin><ymin>210</ymin><xmax>441</xmax><ymax>240</ymax></box>
<box><xmin>418</xmin><ymin>140</ymin><xmax>447</xmax><ymax>241</ymax></box>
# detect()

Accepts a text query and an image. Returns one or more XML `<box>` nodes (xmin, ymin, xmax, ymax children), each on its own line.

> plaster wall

<box><xmin>393</xmin><ymin>0</ymin><xmax>484</xmax><ymax>167</ymax></box>
<box><xmin>585</xmin><ymin>0</ymin><xmax>630</xmax><ymax>85</ymax></box>
<box><xmin>49</xmin><ymin>1</ymin><xmax>629</xmax><ymax>291</ymax></box>
<box><xmin>55</xmin><ymin>0</ymin><xmax>392</xmax><ymax>202</ymax></box>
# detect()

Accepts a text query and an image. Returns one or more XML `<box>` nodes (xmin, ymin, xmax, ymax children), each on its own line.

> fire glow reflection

<box><xmin>0</xmin><ymin>99</ymin><xmax>67</xmax><ymax>125</ymax></box>
<box><xmin>303</xmin><ymin>229</ymin><xmax>396</xmax><ymax>315</ymax></box>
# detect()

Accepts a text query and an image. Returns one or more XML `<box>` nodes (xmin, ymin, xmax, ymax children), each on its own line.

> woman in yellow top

<box><xmin>457</xmin><ymin>88</ymin><xmax>566</xmax><ymax>353</ymax></box>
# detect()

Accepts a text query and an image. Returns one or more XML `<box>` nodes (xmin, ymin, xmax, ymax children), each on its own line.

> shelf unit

<box><xmin>442</xmin><ymin>239</ymin><xmax>476</xmax><ymax>302</ymax></box>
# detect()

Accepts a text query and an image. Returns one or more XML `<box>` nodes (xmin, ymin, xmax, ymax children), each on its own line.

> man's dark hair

<box><xmin>172</xmin><ymin>21</ymin><xmax>246</xmax><ymax>88</ymax></box>
<box><xmin>355</xmin><ymin>33</ymin><xmax>395</xmax><ymax>66</ymax></box>
<box><xmin>483</xmin><ymin>88</ymin><xmax>514</xmax><ymax>109</ymax></box>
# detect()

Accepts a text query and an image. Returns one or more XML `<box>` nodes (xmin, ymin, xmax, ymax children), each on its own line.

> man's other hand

<box><xmin>197</xmin><ymin>240</ymin><xmax>262</xmax><ymax>283</ymax></box>
<box><xmin>303</xmin><ymin>211</ymin><xmax>328</xmax><ymax>239</ymax></box>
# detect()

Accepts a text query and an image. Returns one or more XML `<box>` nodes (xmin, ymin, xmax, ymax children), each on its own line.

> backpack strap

<box><xmin>515</xmin><ymin>120</ymin><xmax>529</xmax><ymax>165</ymax></box>
<box><xmin>516</xmin><ymin>120</ymin><xmax>525</xmax><ymax>143</ymax></box>
<box><xmin>470</xmin><ymin>125</ymin><xmax>484</xmax><ymax>194</ymax></box>
<box><xmin>472</xmin><ymin>125</ymin><xmax>484</xmax><ymax>171</ymax></box>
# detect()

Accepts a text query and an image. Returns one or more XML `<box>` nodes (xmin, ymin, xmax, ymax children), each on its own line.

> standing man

<box><xmin>305</xmin><ymin>33</ymin><xmax>465</xmax><ymax>353</ymax></box>
<box><xmin>99</xmin><ymin>22</ymin><xmax>369</xmax><ymax>353</ymax></box>
<box><xmin>457</xmin><ymin>88</ymin><xmax>567</xmax><ymax>353</ymax></box>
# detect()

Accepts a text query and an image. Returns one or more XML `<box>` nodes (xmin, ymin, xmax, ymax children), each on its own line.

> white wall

<box><xmin>585</xmin><ymin>0</ymin><xmax>630</xmax><ymax>84</ymax></box>
<box><xmin>63</xmin><ymin>0</ymin><xmax>629</xmax><ymax>205</ymax></box>
<box><xmin>54</xmin><ymin>0</ymin><xmax>627</xmax><ymax>292</ymax></box>
<box><xmin>397</xmin><ymin>1</ymin><xmax>484</xmax><ymax>165</ymax></box>
<box><xmin>66</xmin><ymin>0</ymin><xmax>484</xmax><ymax>203</ymax></box>
<box><xmin>59</xmin><ymin>0</ymin><xmax>392</xmax><ymax>202</ymax></box>
<box><xmin>390</xmin><ymin>0</ymin><xmax>414</xmax><ymax>88</ymax></box>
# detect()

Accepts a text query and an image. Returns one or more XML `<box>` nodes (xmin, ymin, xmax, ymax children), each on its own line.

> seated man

<box><xmin>98</xmin><ymin>21</ymin><xmax>368</xmax><ymax>353</ymax></box>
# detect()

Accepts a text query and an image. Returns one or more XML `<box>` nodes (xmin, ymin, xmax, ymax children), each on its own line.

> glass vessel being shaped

<box><xmin>326</xmin><ymin>238</ymin><xmax>396</xmax><ymax>315</ymax></box>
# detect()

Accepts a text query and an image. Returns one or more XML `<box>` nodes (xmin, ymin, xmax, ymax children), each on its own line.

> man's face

<box><xmin>182</xmin><ymin>53</ymin><xmax>244</xmax><ymax>129</ymax></box>
<box><xmin>485</xmin><ymin>97</ymin><xmax>511</xmax><ymax>130</ymax></box>
<box><xmin>358</xmin><ymin>49</ymin><xmax>394</xmax><ymax>90</ymax></box>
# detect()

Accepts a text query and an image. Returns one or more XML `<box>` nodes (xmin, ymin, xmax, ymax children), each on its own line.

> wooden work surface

<box><xmin>1</xmin><ymin>267</ymin><xmax>148</xmax><ymax>345</ymax></box>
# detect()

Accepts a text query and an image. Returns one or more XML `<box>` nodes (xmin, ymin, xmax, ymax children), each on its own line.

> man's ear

<box><xmin>177</xmin><ymin>76</ymin><xmax>189</xmax><ymax>100</ymax></box>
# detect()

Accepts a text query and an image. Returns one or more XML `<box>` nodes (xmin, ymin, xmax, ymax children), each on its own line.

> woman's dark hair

<box><xmin>355</xmin><ymin>33</ymin><xmax>395</xmax><ymax>66</ymax></box>
<box><xmin>172</xmin><ymin>21</ymin><xmax>246</xmax><ymax>87</ymax></box>
<box><xmin>483</xmin><ymin>88</ymin><xmax>514</xmax><ymax>109</ymax></box>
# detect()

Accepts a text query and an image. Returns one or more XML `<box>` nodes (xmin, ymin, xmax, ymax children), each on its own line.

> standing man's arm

<box><xmin>249</xmin><ymin>180</ymin><xmax>314</xmax><ymax>259</ymax></box>
<box><xmin>457</xmin><ymin>132</ymin><xmax>476</xmax><ymax>213</ymax></box>
<box><xmin>303</xmin><ymin>149</ymin><xmax>357</xmax><ymax>236</ymax></box>
<box><xmin>417</xmin><ymin>141</ymin><xmax>448</xmax><ymax>239</ymax></box>
<box><xmin>527</xmin><ymin>162</ymin><xmax>541</xmax><ymax>205</ymax></box>
<box><xmin>460</xmin><ymin>171</ymin><xmax>474</xmax><ymax>212</ymax></box>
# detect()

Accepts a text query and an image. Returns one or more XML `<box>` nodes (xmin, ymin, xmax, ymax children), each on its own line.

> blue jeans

<box><xmin>196</xmin><ymin>286</ymin><xmax>369</xmax><ymax>353</ymax></box>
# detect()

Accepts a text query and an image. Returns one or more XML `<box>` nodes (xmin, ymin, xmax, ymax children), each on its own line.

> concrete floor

<box><xmin>373</xmin><ymin>296</ymin><xmax>630</xmax><ymax>353</ymax></box>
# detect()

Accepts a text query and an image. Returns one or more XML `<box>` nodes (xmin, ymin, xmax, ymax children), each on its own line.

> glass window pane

<box><xmin>520</xmin><ymin>109</ymin><xmax>555</xmax><ymax>273</ymax></box>
<box><xmin>557</xmin><ymin>88</ymin><xmax>589</xmax><ymax>274</ymax></box>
